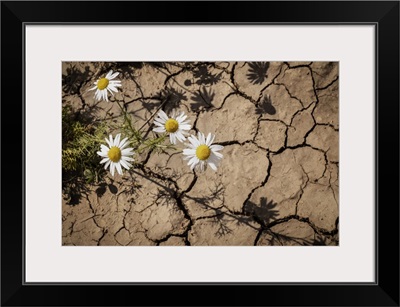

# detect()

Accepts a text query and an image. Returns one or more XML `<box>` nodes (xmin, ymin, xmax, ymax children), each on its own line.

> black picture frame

<box><xmin>1</xmin><ymin>1</ymin><xmax>399</xmax><ymax>306</ymax></box>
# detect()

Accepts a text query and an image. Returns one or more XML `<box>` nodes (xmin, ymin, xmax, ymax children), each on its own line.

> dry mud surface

<box><xmin>62</xmin><ymin>61</ymin><xmax>339</xmax><ymax>246</ymax></box>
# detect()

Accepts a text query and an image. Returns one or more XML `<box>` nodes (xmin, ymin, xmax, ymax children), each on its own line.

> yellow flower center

<box><xmin>165</xmin><ymin>118</ymin><xmax>179</xmax><ymax>133</ymax></box>
<box><xmin>108</xmin><ymin>146</ymin><xmax>121</xmax><ymax>162</ymax></box>
<box><xmin>196</xmin><ymin>144</ymin><xmax>211</xmax><ymax>161</ymax></box>
<box><xmin>97</xmin><ymin>78</ymin><xmax>109</xmax><ymax>90</ymax></box>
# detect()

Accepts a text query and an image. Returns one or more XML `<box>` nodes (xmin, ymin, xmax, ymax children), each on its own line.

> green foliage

<box><xmin>115</xmin><ymin>100</ymin><xmax>176</xmax><ymax>155</ymax></box>
<box><xmin>62</xmin><ymin>103</ymin><xmax>176</xmax><ymax>185</ymax></box>
<box><xmin>62</xmin><ymin>105</ymin><xmax>107</xmax><ymax>183</ymax></box>
<box><xmin>137</xmin><ymin>134</ymin><xmax>177</xmax><ymax>154</ymax></box>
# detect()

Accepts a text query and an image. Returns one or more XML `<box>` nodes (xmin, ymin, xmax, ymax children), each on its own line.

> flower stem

<box><xmin>137</xmin><ymin>95</ymin><xmax>170</xmax><ymax>132</ymax></box>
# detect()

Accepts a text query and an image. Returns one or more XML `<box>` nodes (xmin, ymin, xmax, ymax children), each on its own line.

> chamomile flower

<box><xmin>97</xmin><ymin>133</ymin><xmax>134</xmax><ymax>176</ymax></box>
<box><xmin>183</xmin><ymin>132</ymin><xmax>224</xmax><ymax>172</ymax></box>
<box><xmin>89</xmin><ymin>70</ymin><xmax>121</xmax><ymax>101</ymax></box>
<box><xmin>153</xmin><ymin>109</ymin><xmax>191</xmax><ymax>144</ymax></box>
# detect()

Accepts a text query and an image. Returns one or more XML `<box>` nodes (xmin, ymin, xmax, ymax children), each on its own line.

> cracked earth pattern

<box><xmin>62</xmin><ymin>61</ymin><xmax>339</xmax><ymax>246</ymax></box>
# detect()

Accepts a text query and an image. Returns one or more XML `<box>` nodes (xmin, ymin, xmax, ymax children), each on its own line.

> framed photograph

<box><xmin>1</xmin><ymin>1</ymin><xmax>399</xmax><ymax>306</ymax></box>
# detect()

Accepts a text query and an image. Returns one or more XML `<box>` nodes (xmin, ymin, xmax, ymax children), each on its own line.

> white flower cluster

<box><xmin>93</xmin><ymin>70</ymin><xmax>224</xmax><ymax>176</ymax></box>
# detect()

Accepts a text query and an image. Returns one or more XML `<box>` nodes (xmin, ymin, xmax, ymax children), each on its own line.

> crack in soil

<box><xmin>63</xmin><ymin>61</ymin><xmax>339</xmax><ymax>246</ymax></box>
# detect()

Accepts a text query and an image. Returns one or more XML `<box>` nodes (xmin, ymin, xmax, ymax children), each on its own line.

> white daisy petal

<box><xmin>196</xmin><ymin>132</ymin><xmax>202</xmax><ymax>144</ymax></box>
<box><xmin>154</xmin><ymin>117</ymin><xmax>166</xmax><ymax>124</ymax></box>
<box><xmin>105</xmin><ymin>135</ymin><xmax>112</xmax><ymax>147</ymax></box>
<box><xmin>118</xmin><ymin>137</ymin><xmax>129</xmax><ymax>149</ymax></box>
<box><xmin>121</xmin><ymin>156</ymin><xmax>135</xmax><ymax>162</ymax></box>
<box><xmin>188</xmin><ymin>135</ymin><xmax>200</xmax><ymax>147</ymax></box>
<box><xmin>187</xmin><ymin>155</ymin><xmax>195</xmax><ymax>165</ymax></box>
<box><xmin>206</xmin><ymin>133</ymin><xmax>215</xmax><ymax>146</ymax></box>
<box><xmin>107</xmin><ymin>87</ymin><xmax>115</xmax><ymax>96</ymax></box>
<box><xmin>158</xmin><ymin>110</ymin><xmax>169</xmax><ymax>121</ymax></box>
<box><xmin>115</xmin><ymin>162</ymin><xmax>123</xmax><ymax>175</ymax></box>
<box><xmin>100</xmin><ymin>144</ymin><xmax>109</xmax><ymax>152</ymax></box>
<box><xmin>114</xmin><ymin>133</ymin><xmax>121</xmax><ymax>147</ymax></box>
<box><xmin>104</xmin><ymin>160</ymin><xmax>111</xmax><ymax>170</ymax></box>
<box><xmin>110</xmin><ymin>162</ymin><xmax>115</xmax><ymax>176</ymax></box>
<box><xmin>179</xmin><ymin>124</ymin><xmax>191</xmax><ymax>130</ymax></box>
<box><xmin>98</xmin><ymin>90</ymin><xmax>103</xmax><ymax>101</ymax></box>
<box><xmin>108</xmin><ymin>85</ymin><xmax>118</xmax><ymax>93</ymax></box>
<box><xmin>206</xmin><ymin>133</ymin><xmax>212</xmax><ymax>146</ymax></box>
<box><xmin>121</xmin><ymin>148</ymin><xmax>134</xmax><ymax>155</ymax></box>
<box><xmin>183</xmin><ymin>149</ymin><xmax>196</xmax><ymax>156</ymax></box>
<box><xmin>199</xmin><ymin>162</ymin><xmax>205</xmax><ymax>172</ymax></box>
<box><xmin>210</xmin><ymin>144</ymin><xmax>224</xmax><ymax>152</ymax></box>
<box><xmin>106</xmin><ymin>70</ymin><xmax>113</xmax><ymax>79</ymax></box>
<box><xmin>100</xmin><ymin>157</ymin><xmax>109</xmax><ymax>164</ymax></box>
<box><xmin>98</xmin><ymin>147</ymin><xmax>106</xmax><ymax>154</ymax></box>
<box><xmin>170</xmin><ymin>133</ymin><xmax>176</xmax><ymax>144</ymax></box>
<box><xmin>208</xmin><ymin>154</ymin><xmax>219</xmax><ymax>165</ymax></box>
<box><xmin>176</xmin><ymin>114</ymin><xmax>186</xmax><ymax>122</ymax></box>
<box><xmin>186</xmin><ymin>142</ymin><xmax>197</xmax><ymax>149</ymax></box>
<box><xmin>97</xmin><ymin>151</ymin><xmax>108</xmax><ymax>158</ymax></box>
<box><xmin>109</xmin><ymin>71</ymin><xmax>119</xmax><ymax>79</ymax></box>
<box><xmin>153</xmin><ymin>126</ymin><xmax>166</xmax><ymax>133</ymax></box>
<box><xmin>183</xmin><ymin>155</ymin><xmax>192</xmax><ymax>161</ymax></box>
<box><xmin>189</xmin><ymin>156</ymin><xmax>199</xmax><ymax>167</ymax></box>
<box><xmin>208</xmin><ymin>134</ymin><xmax>216</xmax><ymax>146</ymax></box>
<box><xmin>212</xmin><ymin>150</ymin><xmax>223</xmax><ymax>159</ymax></box>
<box><xmin>110</xmin><ymin>80</ymin><xmax>121</xmax><ymax>85</ymax></box>
<box><xmin>208</xmin><ymin>160</ymin><xmax>218</xmax><ymax>171</ymax></box>
<box><xmin>199</xmin><ymin>132</ymin><xmax>206</xmax><ymax>144</ymax></box>
<box><xmin>119</xmin><ymin>159</ymin><xmax>131</xmax><ymax>170</ymax></box>
<box><xmin>120</xmin><ymin>141</ymin><xmax>132</xmax><ymax>151</ymax></box>
<box><xmin>180</xmin><ymin>134</ymin><xmax>187</xmax><ymax>142</ymax></box>
<box><xmin>154</xmin><ymin>122</ymin><xmax>165</xmax><ymax>127</ymax></box>
<box><xmin>178</xmin><ymin>135</ymin><xmax>186</xmax><ymax>143</ymax></box>
<box><xmin>175</xmin><ymin>131</ymin><xmax>186</xmax><ymax>142</ymax></box>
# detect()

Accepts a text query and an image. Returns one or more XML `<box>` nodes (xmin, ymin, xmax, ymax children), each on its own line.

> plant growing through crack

<box><xmin>63</xmin><ymin>68</ymin><xmax>224</xmax><ymax>197</ymax></box>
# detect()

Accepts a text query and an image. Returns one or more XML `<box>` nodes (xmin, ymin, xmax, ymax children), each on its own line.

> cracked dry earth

<box><xmin>62</xmin><ymin>61</ymin><xmax>339</xmax><ymax>246</ymax></box>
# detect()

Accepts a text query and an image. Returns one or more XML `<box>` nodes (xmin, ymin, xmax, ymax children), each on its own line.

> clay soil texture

<box><xmin>62</xmin><ymin>61</ymin><xmax>339</xmax><ymax>246</ymax></box>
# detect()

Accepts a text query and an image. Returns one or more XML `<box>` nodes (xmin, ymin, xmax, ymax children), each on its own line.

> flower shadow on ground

<box><xmin>157</xmin><ymin>86</ymin><xmax>188</xmax><ymax>113</ymax></box>
<box><xmin>246</xmin><ymin>62</ymin><xmax>270</xmax><ymax>85</ymax></box>
<box><xmin>190</xmin><ymin>87</ymin><xmax>215</xmax><ymax>111</ymax></box>
<box><xmin>192</xmin><ymin>63</ymin><xmax>222</xmax><ymax>86</ymax></box>
<box><xmin>244</xmin><ymin>197</ymin><xmax>279</xmax><ymax>226</ymax></box>
<box><xmin>62</xmin><ymin>64</ymin><xmax>93</xmax><ymax>95</ymax></box>
<box><xmin>255</xmin><ymin>95</ymin><xmax>276</xmax><ymax>115</ymax></box>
